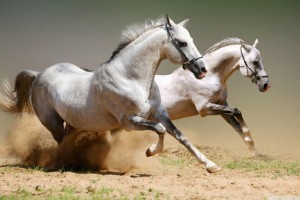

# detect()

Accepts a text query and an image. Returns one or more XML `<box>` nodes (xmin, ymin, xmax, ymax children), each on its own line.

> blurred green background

<box><xmin>0</xmin><ymin>0</ymin><xmax>299</xmax><ymax>156</ymax></box>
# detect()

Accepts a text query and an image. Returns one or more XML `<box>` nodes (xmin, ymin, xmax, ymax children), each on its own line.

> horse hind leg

<box><xmin>221</xmin><ymin>112</ymin><xmax>260</xmax><ymax>157</ymax></box>
<box><xmin>233</xmin><ymin>113</ymin><xmax>260</xmax><ymax>156</ymax></box>
<box><xmin>205</xmin><ymin>102</ymin><xmax>260</xmax><ymax>156</ymax></box>
<box><xmin>37</xmin><ymin>110</ymin><xmax>65</xmax><ymax>144</ymax></box>
<box><xmin>65</xmin><ymin>123</ymin><xmax>76</xmax><ymax>136</ymax></box>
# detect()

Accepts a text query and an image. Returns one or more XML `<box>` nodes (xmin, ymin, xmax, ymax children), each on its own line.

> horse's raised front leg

<box><xmin>152</xmin><ymin>107</ymin><xmax>221</xmax><ymax>173</ymax></box>
<box><xmin>129</xmin><ymin>115</ymin><xmax>166</xmax><ymax>156</ymax></box>
<box><xmin>205</xmin><ymin>102</ymin><xmax>259</xmax><ymax>156</ymax></box>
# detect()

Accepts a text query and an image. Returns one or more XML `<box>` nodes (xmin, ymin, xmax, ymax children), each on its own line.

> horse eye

<box><xmin>253</xmin><ymin>60</ymin><xmax>259</xmax><ymax>65</ymax></box>
<box><xmin>176</xmin><ymin>40</ymin><xmax>187</xmax><ymax>47</ymax></box>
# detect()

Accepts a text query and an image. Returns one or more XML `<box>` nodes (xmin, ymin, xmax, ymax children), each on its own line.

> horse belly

<box><xmin>64</xmin><ymin>106</ymin><xmax>120</xmax><ymax>132</ymax></box>
<box><xmin>166</xmin><ymin>99</ymin><xmax>198</xmax><ymax>120</ymax></box>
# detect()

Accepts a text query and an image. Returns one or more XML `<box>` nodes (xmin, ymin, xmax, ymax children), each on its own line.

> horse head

<box><xmin>162</xmin><ymin>15</ymin><xmax>207</xmax><ymax>79</ymax></box>
<box><xmin>238</xmin><ymin>39</ymin><xmax>270</xmax><ymax>92</ymax></box>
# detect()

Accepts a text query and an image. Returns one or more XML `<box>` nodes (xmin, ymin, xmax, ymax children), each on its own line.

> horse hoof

<box><xmin>252</xmin><ymin>151</ymin><xmax>262</xmax><ymax>157</ymax></box>
<box><xmin>146</xmin><ymin>144</ymin><xmax>157</xmax><ymax>157</ymax></box>
<box><xmin>44</xmin><ymin>165</ymin><xmax>59</xmax><ymax>172</ymax></box>
<box><xmin>253</xmin><ymin>153</ymin><xmax>261</xmax><ymax>157</ymax></box>
<box><xmin>206</xmin><ymin>165</ymin><xmax>222</xmax><ymax>173</ymax></box>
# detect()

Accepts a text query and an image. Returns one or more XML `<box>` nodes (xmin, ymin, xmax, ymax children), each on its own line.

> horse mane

<box><xmin>204</xmin><ymin>38</ymin><xmax>244</xmax><ymax>55</ymax></box>
<box><xmin>107</xmin><ymin>17</ymin><xmax>166</xmax><ymax>62</ymax></box>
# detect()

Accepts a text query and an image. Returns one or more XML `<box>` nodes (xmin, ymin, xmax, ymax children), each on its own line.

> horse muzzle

<box><xmin>258</xmin><ymin>79</ymin><xmax>271</xmax><ymax>92</ymax></box>
<box><xmin>182</xmin><ymin>60</ymin><xmax>208</xmax><ymax>79</ymax></box>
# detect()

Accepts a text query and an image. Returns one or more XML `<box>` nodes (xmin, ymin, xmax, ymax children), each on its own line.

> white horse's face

<box><xmin>162</xmin><ymin>16</ymin><xmax>207</xmax><ymax>79</ymax></box>
<box><xmin>239</xmin><ymin>39</ymin><xmax>270</xmax><ymax>92</ymax></box>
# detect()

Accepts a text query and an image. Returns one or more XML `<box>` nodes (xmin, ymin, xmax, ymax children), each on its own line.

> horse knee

<box><xmin>232</xmin><ymin>108</ymin><xmax>241</xmax><ymax>116</ymax></box>
<box><xmin>154</xmin><ymin>123</ymin><xmax>166</xmax><ymax>134</ymax></box>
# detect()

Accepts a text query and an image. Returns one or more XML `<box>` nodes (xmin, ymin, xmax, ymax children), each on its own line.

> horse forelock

<box><xmin>107</xmin><ymin>17</ymin><xmax>166</xmax><ymax>62</ymax></box>
<box><xmin>204</xmin><ymin>38</ymin><xmax>245</xmax><ymax>55</ymax></box>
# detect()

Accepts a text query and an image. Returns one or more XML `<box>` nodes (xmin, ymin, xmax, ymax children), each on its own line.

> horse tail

<box><xmin>0</xmin><ymin>70</ymin><xmax>39</xmax><ymax>114</ymax></box>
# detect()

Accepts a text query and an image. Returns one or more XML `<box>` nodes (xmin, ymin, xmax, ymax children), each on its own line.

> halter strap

<box><xmin>166</xmin><ymin>23</ymin><xmax>202</xmax><ymax>69</ymax></box>
<box><xmin>240</xmin><ymin>45</ymin><xmax>268</xmax><ymax>83</ymax></box>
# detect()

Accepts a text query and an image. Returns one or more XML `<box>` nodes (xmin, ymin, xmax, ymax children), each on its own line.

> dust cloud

<box><xmin>0</xmin><ymin>114</ymin><xmax>159</xmax><ymax>173</ymax></box>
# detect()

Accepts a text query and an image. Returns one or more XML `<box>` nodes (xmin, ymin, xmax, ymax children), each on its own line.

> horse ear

<box><xmin>253</xmin><ymin>38</ymin><xmax>259</xmax><ymax>47</ymax></box>
<box><xmin>166</xmin><ymin>15</ymin><xmax>176</xmax><ymax>29</ymax></box>
<box><xmin>241</xmin><ymin>40</ymin><xmax>251</xmax><ymax>52</ymax></box>
<box><xmin>178</xmin><ymin>18</ymin><xmax>190</xmax><ymax>27</ymax></box>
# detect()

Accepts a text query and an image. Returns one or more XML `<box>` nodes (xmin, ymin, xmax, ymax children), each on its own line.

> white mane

<box><xmin>108</xmin><ymin>17</ymin><xmax>166</xmax><ymax>61</ymax></box>
<box><xmin>205</xmin><ymin>38</ymin><xmax>244</xmax><ymax>55</ymax></box>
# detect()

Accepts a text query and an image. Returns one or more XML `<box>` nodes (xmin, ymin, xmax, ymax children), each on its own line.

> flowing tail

<box><xmin>0</xmin><ymin>70</ymin><xmax>39</xmax><ymax>114</ymax></box>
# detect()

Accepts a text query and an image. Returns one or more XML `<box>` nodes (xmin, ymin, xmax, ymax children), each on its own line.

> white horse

<box><xmin>155</xmin><ymin>38</ymin><xmax>270</xmax><ymax>156</ymax></box>
<box><xmin>0</xmin><ymin>16</ymin><xmax>223</xmax><ymax>173</ymax></box>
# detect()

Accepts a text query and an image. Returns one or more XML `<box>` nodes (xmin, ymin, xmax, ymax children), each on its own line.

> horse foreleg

<box><xmin>129</xmin><ymin>115</ymin><xmax>166</xmax><ymax>156</ymax></box>
<box><xmin>153</xmin><ymin>108</ymin><xmax>221</xmax><ymax>173</ymax></box>
<box><xmin>205</xmin><ymin>102</ymin><xmax>260</xmax><ymax>156</ymax></box>
<box><xmin>168</xmin><ymin>120</ymin><xmax>221</xmax><ymax>173</ymax></box>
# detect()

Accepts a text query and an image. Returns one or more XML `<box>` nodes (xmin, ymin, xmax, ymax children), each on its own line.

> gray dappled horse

<box><xmin>0</xmin><ymin>16</ymin><xmax>223</xmax><ymax>173</ymax></box>
<box><xmin>155</xmin><ymin>38</ymin><xmax>270</xmax><ymax>157</ymax></box>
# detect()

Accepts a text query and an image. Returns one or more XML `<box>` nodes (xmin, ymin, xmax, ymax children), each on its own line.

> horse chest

<box><xmin>209</xmin><ymin>86</ymin><xmax>226</xmax><ymax>103</ymax></box>
<box><xmin>100</xmin><ymin>80</ymin><xmax>153</xmax><ymax>117</ymax></box>
<box><xmin>199</xmin><ymin>77</ymin><xmax>225</xmax><ymax>101</ymax></box>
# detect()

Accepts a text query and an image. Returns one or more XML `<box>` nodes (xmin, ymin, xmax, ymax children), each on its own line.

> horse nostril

<box><xmin>263</xmin><ymin>83</ymin><xmax>270</xmax><ymax>91</ymax></box>
<box><xmin>201</xmin><ymin>67</ymin><xmax>207</xmax><ymax>73</ymax></box>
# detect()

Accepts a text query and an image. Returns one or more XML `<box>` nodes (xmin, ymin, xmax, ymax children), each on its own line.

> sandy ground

<box><xmin>0</xmin><ymin>115</ymin><xmax>299</xmax><ymax>200</ymax></box>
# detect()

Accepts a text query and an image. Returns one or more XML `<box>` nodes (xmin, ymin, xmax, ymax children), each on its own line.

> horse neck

<box><xmin>204</xmin><ymin>45</ymin><xmax>241</xmax><ymax>84</ymax></box>
<box><xmin>112</xmin><ymin>27</ymin><xmax>166</xmax><ymax>89</ymax></box>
